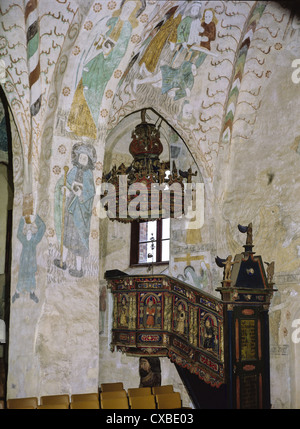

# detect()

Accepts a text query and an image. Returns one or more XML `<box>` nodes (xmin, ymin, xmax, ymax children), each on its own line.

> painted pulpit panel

<box><xmin>173</xmin><ymin>296</ymin><xmax>188</xmax><ymax>337</ymax></box>
<box><xmin>138</xmin><ymin>292</ymin><xmax>162</xmax><ymax>329</ymax></box>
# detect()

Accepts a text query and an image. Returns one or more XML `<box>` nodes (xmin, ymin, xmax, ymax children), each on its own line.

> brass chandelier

<box><xmin>101</xmin><ymin>109</ymin><xmax>197</xmax><ymax>222</ymax></box>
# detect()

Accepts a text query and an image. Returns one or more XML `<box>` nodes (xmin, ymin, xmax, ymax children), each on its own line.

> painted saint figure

<box><xmin>133</xmin><ymin>6</ymin><xmax>218</xmax><ymax>99</ymax></box>
<box><xmin>12</xmin><ymin>214</ymin><xmax>46</xmax><ymax>303</ymax></box>
<box><xmin>172</xmin><ymin>2</ymin><xmax>203</xmax><ymax>65</ymax></box>
<box><xmin>175</xmin><ymin>6</ymin><xmax>218</xmax><ymax>68</ymax></box>
<box><xmin>199</xmin><ymin>9</ymin><xmax>217</xmax><ymax>51</ymax></box>
<box><xmin>54</xmin><ymin>143</ymin><xmax>96</xmax><ymax>278</ymax></box>
<box><xmin>119</xmin><ymin>296</ymin><xmax>129</xmax><ymax>327</ymax></box>
<box><xmin>139</xmin><ymin>5</ymin><xmax>184</xmax><ymax>75</ymax></box>
<box><xmin>145</xmin><ymin>298</ymin><xmax>156</xmax><ymax>327</ymax></box>
<box><xmin>203</xmin><ymin>318</ymin><xmax>215</xmax><ymax>351</ymax></box>
<box><xmin>176</xmin><ymin>303</ymin><xmax>186</xmax><ymax>335</ymax></box>
<box><xmin>67</xmin><ymin>0</ymin><xmax>143</xmax><ymax>138</ymax></box>
<box><xmin>186</xmin><ymin>7</ymin><xmax>218</xmax><ymax>67</ymax></box>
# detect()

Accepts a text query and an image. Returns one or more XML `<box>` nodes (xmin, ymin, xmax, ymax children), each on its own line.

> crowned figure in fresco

<box><xmin>54</xmin><ymin>143</ymin><xmax>96</xmax><ymax>278</ymax></box>
<box><xmin>67</xmin><ymin>0</ymin><xmax>144</xmax><ymax>138</ymax></box>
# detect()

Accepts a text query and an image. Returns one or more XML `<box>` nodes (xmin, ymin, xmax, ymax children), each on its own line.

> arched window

<box><xmin>130</xmin><ymin>218</ymin><xmax>170</xmax><ymax>266</ymax></box>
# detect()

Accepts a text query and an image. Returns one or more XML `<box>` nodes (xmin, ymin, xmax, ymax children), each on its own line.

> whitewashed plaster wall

<box><xmin>217</xmin><ymin>7</ymin><xmax>300</xmax><ymax>409</ymax></box>
<box><xmin>1</xmin><ymin>0</ymin><xmax>300</xmax><ymax>408</ymax></box>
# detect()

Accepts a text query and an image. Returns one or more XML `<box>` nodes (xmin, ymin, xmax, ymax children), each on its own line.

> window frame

<box><xmin>130</xmin><ymin>219</ymin><xmax>170</xmax><ymax>266</ymax></box>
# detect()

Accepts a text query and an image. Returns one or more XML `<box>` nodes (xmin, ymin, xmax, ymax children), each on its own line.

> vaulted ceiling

<box><xmin>1</xmin><ymin>0</ymin><xmax>299</xmax><ymax>223</ymax></box>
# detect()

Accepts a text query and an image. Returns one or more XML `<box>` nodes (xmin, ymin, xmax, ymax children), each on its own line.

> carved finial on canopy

<box><xmin>238</xmin><ymin>222</ymin><xmax>254</xmax><ymax>253</ymax></box>
<box><xmin>264</xmin><ymin>261</ymin><xmax>275</xmax><ymax>284</ymax></box>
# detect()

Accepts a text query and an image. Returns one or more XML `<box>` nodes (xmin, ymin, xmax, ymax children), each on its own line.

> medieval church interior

<box><xmin>0</xmin><ymin>0</ymin><xmax>300</xmax><ymax>410</ymax></box>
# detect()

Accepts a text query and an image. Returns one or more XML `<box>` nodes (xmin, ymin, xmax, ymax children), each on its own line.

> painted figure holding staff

<box><xmin>54</xmin><ymin>143</ymin><xmax>96</xmax><ymax>278</ymax></box>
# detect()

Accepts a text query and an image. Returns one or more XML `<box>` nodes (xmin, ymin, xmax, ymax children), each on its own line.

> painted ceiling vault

<box><xmin>1</xmin><ymin>0</ymin><xmax>298</xmax><ymax>184</ymax></box>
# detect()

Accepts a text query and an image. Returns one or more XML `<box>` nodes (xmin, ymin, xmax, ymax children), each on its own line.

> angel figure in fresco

<box><xmin>67</xmin><ymin>0</ymin><xmax>144</xmax><ymax>138</ymax></box>
<box><xmin>54</xmin><ymin>143</ymin><xmax>96</xmax><ymax>278</ymax></box>
<box><xmin>12</xmin><ymin>214</ymin><xmax>46</xmax><ymax>304</ymax></box>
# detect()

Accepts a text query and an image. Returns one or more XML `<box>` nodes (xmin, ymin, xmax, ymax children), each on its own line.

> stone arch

<box><xmin>0</xmin><ymin>88</ymin><xmax>24</xmax><ymax>205</ymax></box>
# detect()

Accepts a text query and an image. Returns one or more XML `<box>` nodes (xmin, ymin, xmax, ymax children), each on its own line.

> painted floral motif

<box><xmin>93</xmin><ymin>3</ymin><xmax>102</xmax><ymax>13</ymax></box>
<box><xmin>131</xmin><ymin>34</ymin><xmax>141</xmax><ymax>43</ymax></box>
<box><xmin>62</xmin><ymin>87</ymin><xmax>70</xmax><ymax>96</ymax></box>
<box><xmin>108</xmin><ymin>1</ymin><xmax>117</xmax><ymax>11</ymax></box>
<box><xmin>105</xmin><ymin>89</ymin><xmax>114</xmax><ymax>99</ymax></box>
<box><xmin>84</xmin><ymin>21</ymin><xmax>93</xmax><ymax>31</ymax></box>
<box><xmin>72</xmin><ymin>46</ymin><xmax>81</xmax><ymax>55</ymax></box>
<box><xmin>52</xmin><ymin>165</ymin><xmax>61</xmax><ymax>175</ymax></box>
<box><xmin>114</xmin><ymin>70</ymin><xmax>122</xmax><ymax>79</ymax></box>
<box><xmin>58</xmin><ymin>144</ymin><xmax>66</xmax><ymax>155</ymax></box>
